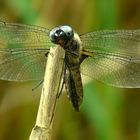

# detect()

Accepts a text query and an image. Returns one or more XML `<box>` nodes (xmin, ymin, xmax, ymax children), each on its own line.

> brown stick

<box><xmin>29</xmin><ymin>46</ymin><xmax>65</xmax><ymax>140</ymax></box>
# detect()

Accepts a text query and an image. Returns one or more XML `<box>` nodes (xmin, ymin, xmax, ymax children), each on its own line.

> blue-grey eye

<box><xmin>49</xmin><ymin>27</ymin><xmax>59</xmax><ymax>40</ymax></box>
<box><xmin>60</xmin><ymin>25</ymin><xmax>74</xmax><ymax>38</ymax></box>
<box><xmin>49</xmin><ymin>25</ymin><xmax>74</xmax><ymax>45</ymax></box>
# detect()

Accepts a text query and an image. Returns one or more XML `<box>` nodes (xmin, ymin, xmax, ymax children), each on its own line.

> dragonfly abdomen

<box><xmin>65</xmin><ymin>66</ymin><xmax>83</xmax><ymax>111</ymax></box>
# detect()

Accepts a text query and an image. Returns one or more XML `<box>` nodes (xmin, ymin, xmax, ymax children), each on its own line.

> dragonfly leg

<box><xmin>79</xmin><ymin>54</ymin><xmax>88</xmax><ymax>64</ymax></box>
<box><xmin>32</xmin><ymin>80</ymin><xmax>44</xmax><ymax>91</ymax></box>
<box><xmin>79</xmin><ymin>49</ymin><xmax>93</xmax><ymax>64</ymax></box>
<box><xmin>57</xmin><ymin>64</ymin><xmax>66</xmax><ymax>98</ymax></box>
<box><xmin>45</xmin><ymin>52</ymin><xmax>49</xmax><ymax>57</ymax></box>
<box><xmin>57</xmin><ymin>80</ymin><xmax>65</xmax><ymax>98</ymax></box>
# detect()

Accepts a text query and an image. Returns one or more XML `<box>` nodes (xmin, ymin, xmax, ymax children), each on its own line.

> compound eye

<box><xmin>60</xmin><ymin>25</ymin><xmax>74</xmax><ymax>38</ymax></box>
<box><xmin>49</xmin><ymin>27</ymin><xmax>59</xmax><ymax>37</ymax></box>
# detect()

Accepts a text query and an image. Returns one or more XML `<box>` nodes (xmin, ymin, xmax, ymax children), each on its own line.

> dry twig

<box><xmin>29</xmin><ymin>46</ymin><xmax>65</xmax><ymax>140</ymax></box>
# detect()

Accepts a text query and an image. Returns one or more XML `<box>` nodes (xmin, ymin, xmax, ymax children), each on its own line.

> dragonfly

<box><xmin>0</xmin><ymin>22</ymin><xmax>140</xmax><ymax>111</ymax></box>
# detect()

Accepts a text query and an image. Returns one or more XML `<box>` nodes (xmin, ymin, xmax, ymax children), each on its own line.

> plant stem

<box><xmin>29</xmin><ymin>46</ymin><xmax>65</xmax><ymax>140</ymax></box>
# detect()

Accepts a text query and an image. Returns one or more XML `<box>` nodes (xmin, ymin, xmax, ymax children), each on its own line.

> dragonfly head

<box><xmin>49</xmin><ymin>25</ymin><xmax>74</xmax><ymax>46</ymax></box>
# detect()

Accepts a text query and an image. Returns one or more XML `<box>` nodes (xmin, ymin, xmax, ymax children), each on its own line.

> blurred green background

<box><xmin>0</xmin><ymin>0</ymin><xmax>140</xmax><ymax>140</ymax></box>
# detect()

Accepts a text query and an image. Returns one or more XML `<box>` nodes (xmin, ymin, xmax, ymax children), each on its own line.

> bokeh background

<box><xmin>0</xmin><ymin>0</ymin><xmax>140</xmax><ymax>140</ymax></box>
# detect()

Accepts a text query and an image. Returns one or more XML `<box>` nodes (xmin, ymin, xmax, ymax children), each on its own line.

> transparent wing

<box><xmin>0</xmin><ymin>48</ymin><xmax>49</xmax><ymax>81</ymax></box>
<box><xmin>0</xmin><ymin>22</ymin><xmax>52</xmax><ymax>48</ymax></box>
<box><xmin>0</xmin><ymin>22</ymin><xmax>55</xmax><ymax>81</ymax></box>
<box><xmin>80</xmin><ymin>30</ymin><xmax>140</xmax><ymax>88</ymax></box>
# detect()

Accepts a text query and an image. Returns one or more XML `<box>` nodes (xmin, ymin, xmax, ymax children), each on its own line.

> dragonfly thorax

<box><xmin>49</xmin><ymin>25</ymin><xmax>74</xmax><ymax>47</ymax></box>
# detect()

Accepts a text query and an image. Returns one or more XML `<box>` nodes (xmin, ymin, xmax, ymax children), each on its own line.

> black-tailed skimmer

<box><xmin>0</xmin><ymin>22</ymin><xmax>140</xmax><ymax>111</ymax></box>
